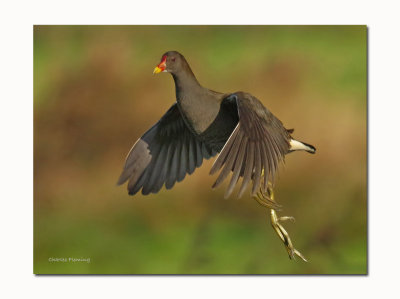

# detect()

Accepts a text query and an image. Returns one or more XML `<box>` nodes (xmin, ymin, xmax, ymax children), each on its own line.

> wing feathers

<box><xmin>188</xmin><ymin>137</ymin><xmax>196</xmax><ymax>174</ymax></box>
<box><xmin>119</xmin><ymin>103</ymin><xmax>216</xmax><ymax>195</ymax></box>
<box><xmin>260</xmin><ymin>139</ymin><xmax>270</xmax><ymax>191</ymax></box>
<box><xmin>143</xmin><ymin>146</ymin><xmax>167</xmax><ymax>194</ymax></box>
<box><xmin>251</xmin><ymin>143</ymin><xmax>262</xmax><ymax>195</ymax></box>
<box><xmin>225</xmin><ymin>135</ymin><xmax>247</xmax><ymax>198</ymax></box>
<box><xmin>209</xmin><ymin>124</ymin><xmax>239</xmax><ymax>175</ymax></box>
<box><xmin>210</xmin><ymin>93</ymin><xmax>290</xmax><ymax>198</ymax></box>
<box><xmin>117</xmin><ymin>139</ymin><xmax>152</xmax><ymax>185</ymax></box>
<box><xmin>177</xmin><ymin>137</ymin><xmax>187</xmax><ymax>182</ymax></box>
<box><xmin>153</xmin><ymin>142</ymin><xmax>174</xmax><ymax>193</ymax></box>
<box><xmin>212</xmin><ymin>132</ymin><xmax>243</xmax><ymax>189</ymax></box>
<box><xmin>195</xmin><ymin>140</ymin><xmax>203</xmax><ymax>167</ymax></box>
<box><xmin>165</xmin><ymin>139</ymin><xmax>180</xmax><ymax>189</ymax></box>
<box><xmin>238</xmin><ymin>141</ymin><xmax>254</xmax><ymax>198</ymax></box>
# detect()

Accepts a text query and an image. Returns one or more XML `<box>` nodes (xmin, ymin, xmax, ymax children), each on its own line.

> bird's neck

<box><xmin>171</xmin><ymin>68</ymin><xmax>221</xmax><ymax>135</ymax></box>
<box><xmin>172</xmin><ymin>69</ymin><xmax>202</xmax><ymax>100</ymax></box>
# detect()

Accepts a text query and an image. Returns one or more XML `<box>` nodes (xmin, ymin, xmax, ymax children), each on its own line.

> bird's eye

<box><xmin>171</xmin><ymin>57</ymin><xmax>176</xmax><ymax>62</ymax></box>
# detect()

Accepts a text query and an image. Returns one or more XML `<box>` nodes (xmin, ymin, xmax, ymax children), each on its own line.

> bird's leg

<box><xmin>253</xmin><ymin>175</ymin><xmax>307</xmax><ymax>262</ymax></box>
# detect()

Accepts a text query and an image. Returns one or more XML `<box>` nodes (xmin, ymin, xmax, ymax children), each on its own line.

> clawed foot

<box><xmin>277</xmin><ymin>215</ymin><xmax>295</xmax><ymax>223</ymax></box>
<box><xmin>270</xmin><ymin>209</ymin><xmax>307</xmax><ymax>262</ymax></box>
<box><xmin>253</xmin><ymin>185</ymin><xmax>307</xmax><ymax>262</ymax></box>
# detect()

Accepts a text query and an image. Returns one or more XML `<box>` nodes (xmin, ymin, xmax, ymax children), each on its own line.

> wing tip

<box><xmin>223</xmin><ymin>191</ymin><xmax>231</xmax><ymax>199</ymax></box>
<box><xmin>237</xmin><ymin>186</ymin><xmax>247</xmax><ymax>199</ymax></box>
<box><xmin>209</xmin><ymin>158</ymin><xmax>222</xmax><ymax>175</ymax></box>
<box><xmin>128</xmin><ymin>188</ymin><xmax>138</xmax><ymax>196</ymax></box>
<box><xmin>116</xmin><ymin>173</ymin><xmax>128</xmax><ymax>186</ymax></box>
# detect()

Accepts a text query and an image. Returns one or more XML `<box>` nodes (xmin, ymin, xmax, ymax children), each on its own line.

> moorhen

<box><xmin>117</xmin><ymin>51</ymin><xmax>316</xmax><ymax>261</ymax></box>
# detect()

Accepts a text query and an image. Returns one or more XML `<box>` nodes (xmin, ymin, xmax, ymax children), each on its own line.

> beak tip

<box><xmin>153</xmin><ymin>66</ymin><xmax>162</xmax><ymax>74</ymax></box>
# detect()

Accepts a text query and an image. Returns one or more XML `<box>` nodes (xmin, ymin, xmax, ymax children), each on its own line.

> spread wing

<box><xmin>209</xmin><ymin>93</ymin><xmax>291</xmax><ymax>198</ymax></box>
<box><xmin>117</xmin><ymin>103</ymin><xmax>215</xmax><ymax>195</ymax></box>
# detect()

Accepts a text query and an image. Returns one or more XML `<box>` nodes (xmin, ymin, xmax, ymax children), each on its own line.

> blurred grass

<box><xmin>34</xmin><ymin>25</ymin><xmax>367</xmax><ymax>274</ymax></box>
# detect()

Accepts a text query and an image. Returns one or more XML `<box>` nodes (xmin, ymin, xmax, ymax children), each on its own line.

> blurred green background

<box><xmin>33</xmin><ymin>25</ymin><xmax>367</xmax><ymax>274</ymax></box>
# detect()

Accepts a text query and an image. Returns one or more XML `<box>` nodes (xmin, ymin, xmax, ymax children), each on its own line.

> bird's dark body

<box><xmin>196</xmin><ymin>96</ymin><xmax>239</xmax><ymax>152</ymax></box>
<box><xmin>118</xmin><ymin>51</ymin><xmax>315</xmax><ymax>197</ymax></box>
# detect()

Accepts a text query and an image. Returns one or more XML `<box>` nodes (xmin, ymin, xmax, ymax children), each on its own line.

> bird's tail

<box><xmin>289</xmin><ymin>139</ymin><xmax>316</xmax><ymax>154</ymax></box>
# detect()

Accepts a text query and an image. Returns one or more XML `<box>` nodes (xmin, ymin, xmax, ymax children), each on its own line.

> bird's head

<box><xmin>153</xmin><ymin>51</ymin><xmax>186</xmax><ymax>74</ymax></box>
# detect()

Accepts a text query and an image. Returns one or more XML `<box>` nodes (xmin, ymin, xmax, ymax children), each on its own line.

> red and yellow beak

<box><xmin>153</xmin><ymin>56</ymin><xmax>167</xmax><ymax>74</ymax></box>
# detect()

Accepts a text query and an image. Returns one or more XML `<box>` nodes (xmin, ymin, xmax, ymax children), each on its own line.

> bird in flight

<box><xmin>117</xmin><ymin>51</ymin><xmax>316</xmax><ymax>261</ymax></box>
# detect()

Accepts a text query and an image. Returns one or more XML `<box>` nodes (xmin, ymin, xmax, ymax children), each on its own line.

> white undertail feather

<box><xmin>289</xmin><ymin>139</ymin><xmax>316</xmax><ymax>153</ymax></box>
